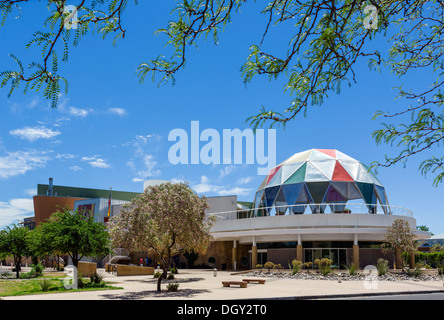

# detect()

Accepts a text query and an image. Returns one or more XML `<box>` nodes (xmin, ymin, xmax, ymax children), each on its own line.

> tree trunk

<box><xmin>14</xmin><ymin>256</ymin><xmax>21</xmax><ymax>279</ymax></box>
<box><xmin>395</xmin><ymin>247</ymin><xmax>403</xmax><ymax>271</ymax></box>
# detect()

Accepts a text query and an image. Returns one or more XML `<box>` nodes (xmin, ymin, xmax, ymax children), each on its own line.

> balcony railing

<box><xmin>207</xmin><ymin>203</ymin><xmax>413</xmax><ymax>221</ymax></box>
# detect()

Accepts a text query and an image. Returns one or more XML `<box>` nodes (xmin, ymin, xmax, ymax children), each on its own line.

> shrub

<box><xmin>89</xmin><ymin>271</ymin><xmax>105</xmax><ymax>284</ymax></box>
<box><xmin>314</xmin><ymin>258</ymin><xmax>333</xmax><ymax>276</ymax></box>
<box><xmin>0</xmin><ymin>271</ymin><xmax>13</xmax><ymax>279</ymax></box>
<box><xmin>273</xmin><ymin>263</ymin><xmax>283</xmax><ymax>272</ymax></box>
<box><xmin>345</xmin><ymin>262</ymin><xmax>359</xmax><ymax>276</ymax></box>
<box><xmin>78</xmin><ymin>273</ymin><xmax>84</xmax><ymax>289</ymax></box>
<box><xmin>291</xmin><ymin>260</ymin><xmax>302</xmax><ymax>275</ymax></box>
<box><xmin>438</xmin><ymin>264</ymin><xmax>444</xmax><ymax>276</ymax></box>
<box><xmin>153</xmin><ymin>271</ymin><xmax>162</xmax><ymax>278</ymax></box>
<box><xmin>303</xmin><ymin>262</ymin><xmax>312</xmax><ymax>272</ymax></box>
<box><xmin>39</xmin><ymin>279</ymin><xmax>52</xmax><ymax>292</ymax></box>
<box><xmin>167</xmin><ymin>283</ymin><xmax>179</xmax><ymax>292</ymax></box>
<box><xmin>376</xmin><ymin>258</ymin><xmax>389</xmax><ymax>276</ymax></box>
<box><xmin>167</xmin><ymin>273</ymin><xmax>175</xmax><ymax>280</ymax></box>
<box><xmin>264</xmin><ymin>261</ymin><xmax>274</xmax><ymax>272</ymax></box>
<box><xmin>407</xmin><ymin>264</ymin><xmax>423</xmax><ymax>278</ymax></box>
<box><xmin>169</xmin><ymin>267</ymin><xmax>178</xmax><ymax>274</ymax></box>
<box><xmin>31</xmin><ymin>263</ymin><xmax>45</xmax><ymax>277</ymax></box>
<box><xmin>255</xmin><ymin>264</ymin><xmax>263</xmax><ymax>270</ymax></box>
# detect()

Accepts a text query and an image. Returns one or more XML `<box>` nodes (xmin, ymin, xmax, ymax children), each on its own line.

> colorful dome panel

<box><xmin>254</xmin><ymin>149</ymin><xmax>390</xmax><ymax>215</ymax></box>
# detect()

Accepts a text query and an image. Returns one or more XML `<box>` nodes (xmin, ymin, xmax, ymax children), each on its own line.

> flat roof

<box><xmin>37</xmin><ymin>184</ymin><xmax>140</xmax><ymax>201</ymax></box>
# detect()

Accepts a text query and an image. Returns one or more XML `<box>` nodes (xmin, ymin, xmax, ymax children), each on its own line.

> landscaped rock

<box><xmin>242</xmin><ymin>270</ymin><xmax>444</xmax><ymax>282</ymax></box>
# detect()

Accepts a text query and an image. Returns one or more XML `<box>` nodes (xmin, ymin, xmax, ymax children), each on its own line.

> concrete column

<box><xmin>353</xmin><ymin>233</ymin><xmax>359</xmax><ymax>267</ymax></box>
<box><xmin>296</xmin><ymin>234</ymin><xmax>303</xmax><ymax>261</ymax></box>
<box><xmin>251</xmin><ymin>236</ymin><xmax>257</xmax><ymax>269</ymax></box>
<box><xmin>409</xmin><ymin>252</ymin><xmax>415</xmax><ymax>269</ymax></box>
<box><xmin>232</xmin><ymin>240</ymin><xmax>237</xmax><ymax>271</ymax></box>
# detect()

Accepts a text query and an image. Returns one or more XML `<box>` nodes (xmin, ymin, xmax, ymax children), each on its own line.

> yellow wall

<box><xmin>115</xmin><ymin>264</ymin><xmax>154</xmax><ymax>276</ymax></box>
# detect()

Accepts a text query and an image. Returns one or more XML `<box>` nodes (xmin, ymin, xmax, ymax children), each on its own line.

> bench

<box><xmin>243</xmin><ymin>278</ymin><xmax>266</xmax><ymax>284</ymax></box>
<box><xmin>222</xmin><ymin>281</ymin><xmax>248</xmax><ymax>288</ymax></box>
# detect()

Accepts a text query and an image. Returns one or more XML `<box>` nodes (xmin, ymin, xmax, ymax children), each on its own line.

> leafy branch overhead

<box><xmin>1</xmin><ymin>1</ymin><xmax>444</xmax><ymax>185</ymax></box>
<box><xmin>0</xmin><ymin>0</ymin><xmax>133</xmax><ymax>108</ymax></box>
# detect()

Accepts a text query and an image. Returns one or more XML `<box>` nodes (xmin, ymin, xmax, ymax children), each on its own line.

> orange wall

<box><xmin>33</xmin><ymin>196</ymin><xmax>86</xmax><ymax>226</ymax></box>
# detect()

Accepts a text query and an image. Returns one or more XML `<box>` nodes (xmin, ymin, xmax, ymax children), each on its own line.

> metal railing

<box><xmin>207</xmin><ymin>203</ymin><xmax>413</xmax><ymax>221</ymax></box>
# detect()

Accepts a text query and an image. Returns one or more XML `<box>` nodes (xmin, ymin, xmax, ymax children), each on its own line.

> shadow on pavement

<box><xmin>99</xmin><ymin>288</ymin><xmax>211</xmax><ymax>300</ymax></box>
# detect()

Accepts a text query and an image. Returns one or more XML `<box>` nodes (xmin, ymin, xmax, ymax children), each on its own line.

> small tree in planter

<box><xmin>381</xmin><ymin>219</ymin><xmax>417</xmax><ymax>272</ymax></box>
<box><xmin>109</xmin><ymin>182</ymin><xmax>214</xmax><ymax>292</ymax></box>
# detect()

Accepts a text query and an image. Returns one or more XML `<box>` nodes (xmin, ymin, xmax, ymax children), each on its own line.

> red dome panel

<box><xmin>332</xmin><ymin>161</ymin><xmax>354</xmax><ymax>181</ymax></box>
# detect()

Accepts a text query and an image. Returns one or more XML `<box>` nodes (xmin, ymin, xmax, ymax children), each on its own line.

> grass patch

<box><xmin>0</xmin><ymin>277</ymin><xmax>122</xmax><ymax>297</ymax></box>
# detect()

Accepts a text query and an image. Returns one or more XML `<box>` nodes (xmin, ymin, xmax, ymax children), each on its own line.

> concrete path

<box><xmin>2</xmin><ymin>269</ymin><xmax>444</xmax><ymax>300</ymax></box>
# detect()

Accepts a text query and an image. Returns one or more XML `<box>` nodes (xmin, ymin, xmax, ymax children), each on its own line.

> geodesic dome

<box><xmin>253</xmin><ymin>149</ymin><xmax>389</xmax><ymax>215</ymax></box>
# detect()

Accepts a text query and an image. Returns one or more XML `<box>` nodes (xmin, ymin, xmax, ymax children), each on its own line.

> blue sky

<box><xmin>0</xmin><ymin>2</ymin><xmax>442</xmax><ymax>233</ymax></box>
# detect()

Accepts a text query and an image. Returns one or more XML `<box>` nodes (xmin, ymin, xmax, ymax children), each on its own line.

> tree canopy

<box><xmin>0</xmin><ymin>224</ymin><xmax>31</xmax><ymax>278</ymax></box>
<box><xmin>45</xmin><ymin>207</ymin><xmax>111</xmax><ymax>268</ymax></box>
<box><xmin>108</xmin><ymin>182</ymin><xmax>214</xmax><ymax>291</ymax></box>
<box><xmin>1</xmin><ymin>1</ymin><xmax>443</xmax><ymax>185</ymax></box>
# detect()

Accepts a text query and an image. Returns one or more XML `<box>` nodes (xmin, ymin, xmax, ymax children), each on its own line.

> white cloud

<box><xmin>108</xmin><ymin>107</ymin><xmax>127</xmax><ymax>116</ymax></box>
<box><xmin>219</xmin><ymin>165</ymin><xmax>235</xmax><ymax>178</ymax></box>
<box><xmin>124</xmin><ymin>134</ymin><xmax>163</xmax><ymax>182</ymax></box>
<box><xmin>10</xmin><ymin>126</ymin><xmax>61</xmax><ymax>142</ymax></box>
<box><xmin>237</xmin><ymin>176</ymin><xmax>253</xmax><ymax>185</ymax></box>
<box><xmin>24</xmin><ymin>188</ymin><xmax>36</xmax><ymax>196</ymax></box>
<box><xmin>0</xmin><ymin>150</ymin><xmax>50</xmax><ymax>179</ymax></box>
<box><xmin>191</xmin><ymin>175</ymin><xmax>253</xmax><ymax>197</ymax></box>
<box><xmin>56</xmin><ymin>153</ymin><xmax>75</xmax><ymax>159</ymax></box>
<box><xmin>217</xmin><ymin>187</ymin><xmax>253</xmax><ymax>197</ymax></box>
<box><xmin>69</xmin><ymin>165</ymin><xmax>82</xmax><ymax>171</ymax></box>
<box><xmin>0</xmin><ymin>198</ymin><xmax>34</xmax><ymax>229</ymax></box>
<box><xmin>81</xmin><ymin>156</ymin><xmax>111</xmax><ymax>169</ymax></box>
<box><xmin>68</xmin><ymin>107</ymin><xmax>90</xmax><ymax>117</ymax></box>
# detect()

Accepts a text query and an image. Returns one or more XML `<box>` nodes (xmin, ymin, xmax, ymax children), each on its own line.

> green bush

<box><xmin>264</xmin><ymin>261</ymin><xmax>274</xmax><ymax>272</ymax></box>
<box><xmin>376</xmin><ymin>258</ymin><xmax>389</xmax><ymax>276</ymax></box>
<box><xmin>153</xmin><ymin>271</ymin><xmax>162</xmax><ymax>278</ymax></box>
<box><xmin>78</xmin><ymin>273</ymin><xmax>85</xmax><ymax>289</ymax></box>
<box><xmin>291</xmin><ymin>260</ymin><xmax>302</xmax><ymax>275</ymax></box>
<box><xmin>167</xmin><ymin>273</ymin><xmax>175</xmax><ymax>280</ymax></box>
<box><xmin>89</xmin><ymin>271</ymin><xmax>105</xmax><ymax>284</ymax></box>
<box><xmin>345</xmin><ymin>262</ymin><xmax>359</xmax><ymax>276</ymax></box>
<box><xmin>169</xmin><ymin>267</ymin><xmax>178</xmax><ymax>274</ymax></box>
<box><xmin>31</xmin><ymin>263</ymin><xmax>44</xmax><ymax>277</ymax></box>
<box><xmin>314</xmin><ymin>258</ymin><xmax>333</xmax><ymax>276</ymax></box>
<box><xmin>167</xmin><ymin>283</ymin><xmax>179</xmax><ymax>292</ymax></box>
<box><xmin>407</xmin><ymin>265</ymin><xmax>423</xmax><ymax>278</ymax></box>
<box><xmin>415</xmin><ymin>251</ymin><xmax>444</xmax><ymax>268</ymax></box>
<box><xmin>438</xmin><ymin>264</ymin><xmax>444</xmax><ymax>275</ymax></box>
<box><xmin>39</xmin><ymin>279</ymin><xmax>52</xmax><ymax>292</ymax></box>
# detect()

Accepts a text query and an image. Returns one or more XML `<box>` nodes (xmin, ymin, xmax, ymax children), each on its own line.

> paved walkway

<box><xmin>3</xmin><ymin>268</ymin><xmax>444</xmax><ymax>300</ymax></box>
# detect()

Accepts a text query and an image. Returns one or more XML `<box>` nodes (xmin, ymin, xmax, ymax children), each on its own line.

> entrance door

<box><xmin>304</xmin><ymin>248</ymin><xmax>347</xmax><ymax>269</ymax></box>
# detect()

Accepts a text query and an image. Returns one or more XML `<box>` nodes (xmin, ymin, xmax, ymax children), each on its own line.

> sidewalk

<box><xmin>3</xmin><ymin>269</ymin><xmax>444</xmax><ymax>300</ymax></box>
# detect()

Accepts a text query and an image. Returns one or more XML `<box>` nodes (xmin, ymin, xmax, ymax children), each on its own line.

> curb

<box><xmin>258</xmin><ymin>289</ymin><xmax>444</xmax><ymax>300</ymax></box>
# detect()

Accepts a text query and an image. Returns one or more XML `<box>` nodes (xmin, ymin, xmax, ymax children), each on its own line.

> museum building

<box><xmin>198</xmin><ymin>149</ymin><xmax>430</xmax><ymax>270</ymax></box>
<box><xmin>33</xmin><ymin>149</ymin><xmax>430</xmax><ymax>270</ymax></box>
